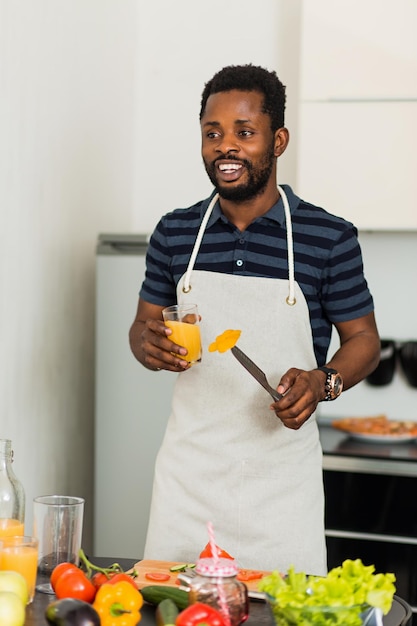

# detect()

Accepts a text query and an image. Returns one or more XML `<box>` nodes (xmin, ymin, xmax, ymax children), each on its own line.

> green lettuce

<box><xmin>258</xmin><ymin>559</ymin><xmax>396</xmax><ymax>626</ymax></box>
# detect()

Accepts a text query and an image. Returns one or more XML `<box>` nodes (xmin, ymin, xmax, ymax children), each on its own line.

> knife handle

<box><xmin>268</xmin><ymin>387</ymin><xmax>283</xmax><ymax>402</ymax></box>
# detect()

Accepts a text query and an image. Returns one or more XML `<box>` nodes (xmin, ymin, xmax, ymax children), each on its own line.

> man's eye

<box><xmin>239</xmin><ymin>130</ymin><xmax>253</xmax><ymax>137</ymax></box>
<box><xmin>206</xmin><ymin>131</ymin><xmax>220</xmax><ymax>139</ymax></box>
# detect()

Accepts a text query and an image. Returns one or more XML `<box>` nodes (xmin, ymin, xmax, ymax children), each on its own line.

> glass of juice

<box><xmin>0</xmin><ymin>535</ymin><xmax>38</xmax><ymax>603</ymax></box>
<box><xmin>163</xmin><ymin>303</ymin><xmax>202</xmax><ymax>365</ymax></box>
<box><xmin>0</xmin><ymin>518</ymin><xmax>25</xmax><ymax>537</ymax></box>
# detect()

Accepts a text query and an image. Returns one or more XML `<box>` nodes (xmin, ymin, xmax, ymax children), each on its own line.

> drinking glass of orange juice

<box><xmin>163</xmin><ymin>303</ymin><xmax>202</xmax><ymax>365</ymax></box>
<box><xmin>0</xmin><ymin>518</ymin><xmax>25</xmax><ymax>538</ymax></box>
<box><xmin>0</xmin><ymin>535</ymin><xmax>38</xmax><ymax>603</ymax></box>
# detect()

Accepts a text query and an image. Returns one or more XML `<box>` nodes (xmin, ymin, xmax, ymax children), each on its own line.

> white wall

<box><xmin>0</xmin><ymin>0</ymin><xmax>301</xmax><ymax>554</ymax></box>
<box><xmin>0</xmin><ymin>0</ymin><xmax>137</xmax><ymax>549</ymax></box>
<box><xmin>132</xmin><ymin>0</ymin><xmax>302</xmax><ymax>232</ymax></box>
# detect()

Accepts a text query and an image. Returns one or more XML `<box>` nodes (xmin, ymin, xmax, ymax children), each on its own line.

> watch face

<box><xmin>318</xmin><ymin>367</ymin><xmax>343</xmax><ymax>401</ymax></box>
<box><xmin>333</xmin><ymin>374</ymin><xmax>343</xmax><ymax>397</ymax></box>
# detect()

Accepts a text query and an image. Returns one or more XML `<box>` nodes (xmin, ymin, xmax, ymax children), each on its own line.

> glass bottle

<box><xmin>0</xmin><ymin>439</ymin><xmax>25</xmax><ymax>536</ymax></box>
<box><xmin>186</xmin><ymin>557</ymin><xmax>249</xmax><ymax>626</ymax></box>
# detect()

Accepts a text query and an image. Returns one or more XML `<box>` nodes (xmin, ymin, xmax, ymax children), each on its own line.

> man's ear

<box><xmin>274</xmin><ymin>127</ymin><xmax>290</xmax><ymax>157</ymax></box>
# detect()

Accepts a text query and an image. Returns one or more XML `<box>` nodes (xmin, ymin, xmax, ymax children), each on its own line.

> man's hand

<box><xmin>270</xmin><ymin>368</ymin><xmax>325</xmax><ymax>430</ymax></box>
<box><xmin>129</xmin><ymin>299</ymin><xmax>190</xmax><ymax>372</ymax></box>
<box><xmin>270</xmin><ymin>311</ymin><xmax>380</xmax><ymax>430</ymax></box>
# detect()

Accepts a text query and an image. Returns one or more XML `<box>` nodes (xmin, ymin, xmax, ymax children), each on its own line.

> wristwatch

<box><xmin>317</xmin><ymin>366</ymin><xmax>343</xmax><ymax>401</ymax></box>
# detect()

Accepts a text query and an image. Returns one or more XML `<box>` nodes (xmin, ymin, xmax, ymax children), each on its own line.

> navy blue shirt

<box><xmin>140</xmin><ymin>185</ymin><xmax>374</xmax><ymax>366</ymax></box>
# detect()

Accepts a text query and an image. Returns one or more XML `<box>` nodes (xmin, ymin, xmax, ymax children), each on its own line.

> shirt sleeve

<box><xmin>139</xmin><ymin>219</ymin><xmax>177</xmax><ymax>306</ymax></box>
<box><xmin>321</xmin><ymin>226</ymin><xmax>374</xmax><ymax>322</ymax></box>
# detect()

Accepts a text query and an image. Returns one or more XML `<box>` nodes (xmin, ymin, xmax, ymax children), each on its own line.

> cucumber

<box><xmin>169</xmin><ymin>563</ymin><xmax>196</xmax><ymax>572</ymax></box>
<box><xmin>155</xmin><ymin>598</ymin><xmax>179</xmax><ymax>626</ymax></box>
<box><xmin>141</xmin><ymin>585</ymin><xmax>189</xmax><ymax>610</ymax></box>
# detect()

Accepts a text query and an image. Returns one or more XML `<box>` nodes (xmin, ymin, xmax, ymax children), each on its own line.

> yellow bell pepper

<box><xmin>93</xmin><ymin>580</ymin><xmax>143</xmax><ymax>626</ymax></box>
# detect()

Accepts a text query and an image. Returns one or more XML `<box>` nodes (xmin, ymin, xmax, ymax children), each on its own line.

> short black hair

<box><xmin>199</xmin><ymin>64</ymin><xmax>286</xmax><ymax>131</ymax></box>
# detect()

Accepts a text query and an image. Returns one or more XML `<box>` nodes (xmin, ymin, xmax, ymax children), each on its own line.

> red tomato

<box><xmin>199</xmin><ymin>542</ymin><xmax>234</xmax><ymax>560</ymax></box>
<box><xmin>55</xmin><ymin>569</ymin><xmax>97</xmax><ymax>603</ymax></box>
<box><xmin>50</xmin><ymin>563</ymin><xmax>80</xmax><ymax>591</ymax></box>
<box><xmin>144</xmin><ymin>572</ymin><xmax>171</xmax><ymax>582</ymax></box>
<box><xmin>237</xmin><ymin>569</ymin><xmax>264</xmax><ymax>582</ymax></box>
<box><xmin>91</xmin><ymin>572</ymin><xmax>111</xmax><ymax>589</ymax></box>
<box><xmin>108</xmin><ymin>572</ymin><xmax>138</xmax><ymax>589</ymax></box>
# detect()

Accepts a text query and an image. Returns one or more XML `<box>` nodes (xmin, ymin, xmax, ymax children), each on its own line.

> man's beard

<box><xmin>203</xmin><ymin>142</ymin><xmax>276</xmax><ymax>202</ymax></box>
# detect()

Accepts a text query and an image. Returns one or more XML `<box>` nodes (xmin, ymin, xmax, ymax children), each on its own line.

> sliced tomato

<box><xmin>237</xmin><ymin>569</ymin><xmax>264</xmax><ymax>582</ymax></box>
<box><xmin>145</xmin><ymin>572</ymin><xmax>171</xmax><ymax>582</ymax></box>
<box><xmin>199</xmin><ymin>542</ymin><xmax>234</xmax><ymax>560</ymax></box>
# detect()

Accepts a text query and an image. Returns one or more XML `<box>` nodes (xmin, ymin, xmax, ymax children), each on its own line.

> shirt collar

<box><xmin>203</xmin><ymin>184</ymin><xmax>301</xmax><ymax>229</ymax></box>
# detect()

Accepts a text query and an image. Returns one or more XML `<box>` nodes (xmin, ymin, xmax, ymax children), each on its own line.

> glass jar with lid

<box><xmin>183</xmin><ymin>557</ymin><xmax>249</xmax><ymax>626</ymax></box>
<box><xmin>0</xmin><ymin>439</ymin><xmax>25</xmax><ymax>536</ymax></box>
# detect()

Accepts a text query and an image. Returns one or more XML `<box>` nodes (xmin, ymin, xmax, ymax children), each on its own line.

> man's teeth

<box><xmin>218</xmin><ymin>163</ymin><xmax>242</xmax><ymax>171</ymax></box>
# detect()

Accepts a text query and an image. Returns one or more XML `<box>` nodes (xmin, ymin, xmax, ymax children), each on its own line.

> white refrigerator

<box><xmin>94</xmin><ymin>234</ymin><xmax>176</xmax><ymax>559</ymax></box>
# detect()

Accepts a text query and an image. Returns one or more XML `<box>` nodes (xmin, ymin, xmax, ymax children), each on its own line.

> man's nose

<box><xmin>216</xmin><ymin>133</ymin><xmax>240</xmax><ymax>154</ymax></box>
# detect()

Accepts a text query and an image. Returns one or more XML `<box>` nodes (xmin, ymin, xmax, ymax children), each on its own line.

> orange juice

<box><xmin>0</xmin><ymin>537</ymin><xmax>38</xmax><ymax>603</ymax></box>
<box><xmin>0</xmin><ymin>518</ymin><xmax>25</xmax><ymax>537</ymax></box>
<box><xmin>165</xmin><ymin>320</ymin><xmax>202</xmax><ymax>363</ymax></box>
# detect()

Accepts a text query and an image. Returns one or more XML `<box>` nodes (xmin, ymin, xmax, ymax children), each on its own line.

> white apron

<box><xmin>144</xmin><ymin>187</ymin><xmax>327</xmax><ymax>575</ymax></box>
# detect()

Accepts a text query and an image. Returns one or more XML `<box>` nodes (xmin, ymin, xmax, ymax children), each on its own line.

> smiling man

<box><xmin>129</xmin><ymin>64</ymin><xmax>380</xmax><ymax>574</ymax></box>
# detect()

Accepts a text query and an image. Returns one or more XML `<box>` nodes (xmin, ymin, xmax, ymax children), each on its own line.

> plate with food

<box><xmin>331</xmin><ymin>415</ymin><xmax>417</xmax><ymax>443</ymax></box>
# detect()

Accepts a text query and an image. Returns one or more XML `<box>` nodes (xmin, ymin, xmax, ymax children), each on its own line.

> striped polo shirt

<box><xmin>140</xmin><ymin>184</ymin><xmax>374</xmax><ymax>366</ymax></box>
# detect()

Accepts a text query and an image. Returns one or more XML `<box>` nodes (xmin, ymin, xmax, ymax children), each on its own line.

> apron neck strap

<box><xmin>277</xmin><ymin>184</ymin><xmax>296</xmax><ymax>305</ymax></box>
<box><xmin>182</xmin><ymin>187</ymin><xmax>296</xmax><ymax>305</ymax></box>
<box><xmin>182</xmin><ymin>193</ymin><xmax>218</xmax><ymax>293</ymax></box>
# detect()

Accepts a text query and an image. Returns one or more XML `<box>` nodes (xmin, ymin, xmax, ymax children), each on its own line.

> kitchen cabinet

<box><xmin>296</xmin><ymin>101</ymin><xmax>417</xmax><ymax>229</ymax></box>
<box><xmin>297</xmin><ymin>0</ymin><xmax>417</xmax><ymax>230</ymax></box>
<box><xmin>300</xmin><ymin>0</ymin><xmax>417</xmax><ymax>100</ymax></box>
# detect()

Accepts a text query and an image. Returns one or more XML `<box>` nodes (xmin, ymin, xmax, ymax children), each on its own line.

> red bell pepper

<box><xmin>176</xmin><ymin>602</ymin><xmax>227</xmax><ymax>626</ymax></box>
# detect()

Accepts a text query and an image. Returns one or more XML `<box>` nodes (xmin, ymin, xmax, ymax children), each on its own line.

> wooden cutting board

<box><xmin>127</xmin><ymin>559</ymin><xmax>271</xmax><ymax>593</ymax></box>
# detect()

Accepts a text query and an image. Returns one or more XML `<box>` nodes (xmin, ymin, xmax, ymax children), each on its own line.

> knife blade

<box><xmin>231</xmin><ymin>345</ymin><xmax>283</xmax><ymax>402</ymax></box>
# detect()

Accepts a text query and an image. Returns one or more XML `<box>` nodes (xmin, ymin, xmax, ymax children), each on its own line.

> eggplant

<box><xmin>45</xmin><ymin>598</ymin><xmax>100</xmax><ymax>626</ymax></box>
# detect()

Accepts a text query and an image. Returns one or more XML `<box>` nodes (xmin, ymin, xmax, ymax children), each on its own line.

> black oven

<box><xmin>320</xmin><ymin>424</ymin><xmax>417</xmax><ymax>624</ymax></box>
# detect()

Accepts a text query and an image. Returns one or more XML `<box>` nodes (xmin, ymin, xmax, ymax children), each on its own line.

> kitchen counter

<box><xmin>25</xmin><ymin>557</ymin><xmax>411</xmax><ymax>625</ymax></box>
<box><xmin>25</xmin><ymin>557</ymin><xmax>275</xmax><ymax>625</ymax></box>
<box><xmin>319</xmin><ymin>422</ymin><xmax>417</xmax><ymax>476</ymax></box>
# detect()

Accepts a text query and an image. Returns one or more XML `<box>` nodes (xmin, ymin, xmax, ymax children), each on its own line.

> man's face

<box><xmin>201</xmin><ymin>90</ymin><xmax>276</xmax><ymax>202</ymax></box>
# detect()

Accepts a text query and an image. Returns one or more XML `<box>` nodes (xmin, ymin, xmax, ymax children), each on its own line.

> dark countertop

<box><xmin>318</xmin><ymin>422</ymin><xmax>417</xmax><ymax>476</ymax></box>
<box><xmin>25</xmin><ymin>557</ymin><xmax>411</xmax><ymax>625</ymax></box>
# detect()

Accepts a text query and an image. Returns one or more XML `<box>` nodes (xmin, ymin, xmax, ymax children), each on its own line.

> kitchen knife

<box><xmin>231</xmin><ymin>345</ymin><xmax>283</xmax><ymax>402</ymax></box>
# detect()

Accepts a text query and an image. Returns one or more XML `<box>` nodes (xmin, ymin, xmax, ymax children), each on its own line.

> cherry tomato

<box><xmin>50</xmin><ymin>563</ymin><xmax>80</xmax><ymax>591</ymax></box>
<box><xmin>144</xmin><ymin>572</ymin><xmax>171</xmax><ymax>582</ymax></box>
<box><xmin>55</xmin><ymin>569</ymin><xmax>97</xmax><ymax>603</ymax></box>
<box><xmin>108</xmin><ymin>572</ymin><xmax>138</xmax><ymax>589</ymax></box>
<box><xmin>91</xmin><ymin>572</ymin><xmax>111</xmax><ymax>588</ymax></box>
<box><xmin>237</xmin><ymin>569</ymin><xmax>264</xmax><ymax>582</ymax></box>
<box><xmin>199</xmin><ymin>542</ymin><xmax>234</xmax><ymax>560</ymax></box>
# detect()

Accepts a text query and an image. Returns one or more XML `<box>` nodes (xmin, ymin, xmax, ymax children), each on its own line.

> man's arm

<box><xmin>272</xmin><ymin>311</ymin><xmax>380</xmax><ymax>430</ymax></box>
<box><xmin>322</xmin><ymin>311</ymin><xmax>380</xmax><ymax>391</ymax></box>
<box><xmin>129</xmin><ymin>298</ymin><xmax>190</xmax><ymax>371</ymax></box>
